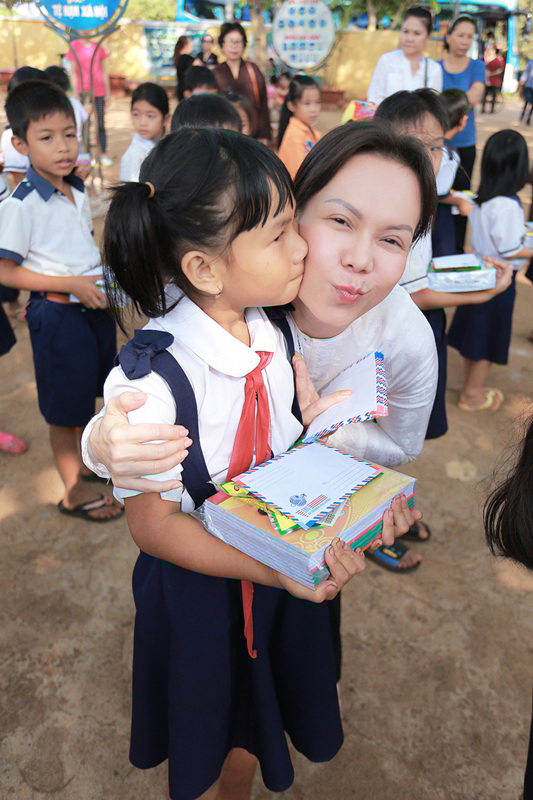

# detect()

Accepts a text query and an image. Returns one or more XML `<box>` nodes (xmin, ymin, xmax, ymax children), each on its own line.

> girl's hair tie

<box><xmin>145</xmin><ymin>181</ymin><xmax>155</xmax><ymax>199</ymax></box>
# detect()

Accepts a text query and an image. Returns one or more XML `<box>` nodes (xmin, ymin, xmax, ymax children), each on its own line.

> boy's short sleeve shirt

<box><xmin>0</xmin><ymin>166</ymin><xmax>101</xmax><ymax>276</ymax></box>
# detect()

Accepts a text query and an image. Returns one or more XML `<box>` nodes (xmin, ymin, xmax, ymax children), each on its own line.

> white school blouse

<box><xmin>120</xmin><ymin>133</ymin><xmax>155</xmax><ymax>183</ymax></box>
<box><xmin>470</xmin><ymin>196</ymin><xmax>527</xmax><ymax>270</ymax></box>
<box><xmin>399</xmin><ymin>231</ymin><xmax>433</xmax><ymax>295</ymax></box>
<box><xmin>436</xmin><ymin>146</ymin><xmax>460</xmax><ymax>196</ymax></box>
<box><xmin>99</xmin><ymin>296</ymin><xmax>303</xmax><ymax>510</ymax></box>
<box><xmin>367</xmin><ymin>50</ymin><xmax>443</xmax><ymax>107</ymax></box>
<box><xmin>287</xmin><ymin>284</ymin><xmax>437</xmax><ymax>466</ymax></box>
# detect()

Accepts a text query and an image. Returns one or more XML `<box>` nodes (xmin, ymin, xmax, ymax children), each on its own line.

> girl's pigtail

<box><xmin>277</xmin><ymin>96</ymin><xmax>293</xmax><ymax>149</ymax></box>
<box><xmin>103</xmin><ymin>181</ymin><xmax>172</xmax><ymax>333</ymax></box>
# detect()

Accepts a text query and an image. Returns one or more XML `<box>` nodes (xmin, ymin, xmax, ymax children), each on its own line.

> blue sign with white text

<box><xmin>38</xmin><ymin>0</ymin><xmax>122</xmax><ymax>31</ymax></box>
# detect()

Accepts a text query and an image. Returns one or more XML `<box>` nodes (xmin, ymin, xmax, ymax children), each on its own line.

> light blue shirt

<box><xmin>440</xmin><ymin>58</ymin><xmax>486</xmax><ymax>148</ymax></box>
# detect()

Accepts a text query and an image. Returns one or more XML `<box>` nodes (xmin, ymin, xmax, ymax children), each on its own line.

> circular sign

<box><xmin>38</xmin><ymin>0</ymin><xmax>123</xmax><ymax>32</ymax></box>
<box><xmin>272</xmin><ymin>0</ymin><xmax>336</xmax><ymax>70</ymax></box>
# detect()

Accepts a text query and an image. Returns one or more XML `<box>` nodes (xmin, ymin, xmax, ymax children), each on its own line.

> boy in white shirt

<box><xmin>0</xmin><ymin>80</ymin><xmax>120</xmax><ymax>522</ymax></box>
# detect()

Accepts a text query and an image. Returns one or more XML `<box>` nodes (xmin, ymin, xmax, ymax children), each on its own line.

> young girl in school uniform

<box><xmin>119</xmin><ymin>83</ymin><xmax>169</xmax><ymax>183</ymax></box>
<box><xmin>448</xmin><ymin>129</ymin><xmax>533</xmax><ymax>411</ymax></box>
<box><xmin>277</xmin><ymin>75</ymin><xmax>322</xmax><ymax>179</ymax></box>
<box><xmin>102</xmin><ymin>127</ymin><xmax>384</xmax><ymax>800</ymax></box>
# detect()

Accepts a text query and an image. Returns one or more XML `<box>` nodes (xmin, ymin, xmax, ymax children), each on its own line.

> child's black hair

<box><xmin>224</xmin><ymin>91</ymin><xmax>255</xmax><ymax>135</ymax></box>
<box><xmin>484</xmin><ymin>414</ymin><xmax>533</xmax><ymax>571</ymax></box>
<box><xmin>403</xmin><ymin>4</ymin><xmax>433</xmax><ymax>35</ymax></box>
<box><xmin>441</xmin><ymin>88</ymin><xmax>470</xmax><ymax>130</ymax></box>
<box><xmin>277</xmin><ymin>75</ymin><xmax>320</xmax><ymax>148</ymax></box>
<box><xmin>295</xmin><ymin>118</ymin><xmax>437</xmax><ymax>244</ymax></box>
<box><xmin>183</xmin><ymin>65</ymin><xmax>218</xmax><ymax>94</ymax></box>
<box><xmin>170</xmin><ymin>94</ymin><xmax>242</xmax><ymax>132</ymax></box>
<box><xmin>131</xmin><ymin>82</ymin><xmax>169</xmax><ymax>117</ymax></box>
<box><xmin>44</xmin><ymin>65</ymin><xmax>70</xmax><ymax>93</ymax></box>
<box><xmin>5</xmin><ymin>79</ymin><xmax>75</xmax><ymax>140</ymax></box>
<box><xmin>375</xmin><ymin>88</ymin><xmax>450</xmax><ymax>136</ymax></box>
<box><xmin>104</xmin><ymin>127</ymin><xmax>293</xmax><ymax>327</ymax></box>
<box><xmin>7</xmin><ymin>66</ymin><xmax>46</xmax><ymax>93</ymax></box>
<box><xmin>476</xmin><ymin>129</ymin><xmax>529</xmax><ymax>205</ymax></box>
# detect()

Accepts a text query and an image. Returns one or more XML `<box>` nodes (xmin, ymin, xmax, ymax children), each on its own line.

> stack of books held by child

<box><xmin>428</xmin><ymin>254</ymin><xmax>496</xmax><ymax>292</ymax></box>
<box><xmin>200</xmin><ymin>352</ymin><xmax>416</xmax><ymax>588</ymax></box>
<box><xmin>201</xmin><ymin>441</ymin><xmax>416</xmax><ymax>588</ymax></box>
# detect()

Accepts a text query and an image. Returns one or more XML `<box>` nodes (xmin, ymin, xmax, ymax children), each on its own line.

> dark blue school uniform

<box><xmin>448</xmin><ymin>194</ymin><xmax>522</xmax><ymax>365</ymax></box>
<box><xmin>118</xmin><ymin>329</ymin><xmax>344</xmax><ymax>800</ymax></box>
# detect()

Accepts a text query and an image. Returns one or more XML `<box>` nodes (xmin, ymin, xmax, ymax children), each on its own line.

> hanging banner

<box><xmin>37</xmin><ymin>0</ymin><xmax>123</xmax><ymax>33</ymax></box>
<box><xmin>272</xmin><ymin>0</ymin><xmax>336</xmax><ymax>70</ymax></box>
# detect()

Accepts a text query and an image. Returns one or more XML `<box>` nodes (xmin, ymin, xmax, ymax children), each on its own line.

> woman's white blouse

<box><xmin>287</xmin><ymin>283</ymin><xmax>437</xmax><ymax>466</ymax></box>
<box><xmin>367</xmin><ymin>49</ymin><xmax>443</xmax><ymax>106</ymax></box>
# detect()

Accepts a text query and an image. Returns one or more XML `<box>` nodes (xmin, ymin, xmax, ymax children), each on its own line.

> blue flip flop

<box><xmin>367</xmin><ymin>539</ymin><xmax>420</xmax><ymax>573</ymax></box>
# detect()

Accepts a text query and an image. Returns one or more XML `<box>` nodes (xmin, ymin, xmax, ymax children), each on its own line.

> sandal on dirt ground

<box><xmin>58</xmin><ymin>494</ymin><xmax>124</xmax><ymax>522</ymax></box>
<box><xmin>457</xmin><ymin>387</ymin><xmax>504</xmax><ymax>412</ymax></box>
<box><xmin>0</xmin><ymin>431</ymin><xmax>28</xmax><ymax>455</ymax></box>
<box><xmin>366</xmin><ymin>540</ymin><xmax>421</xmax><ymax>573</ymax></box>
<box><xmin>402</xmin><ymin>520</ymin><xmax>432</xmax><ymax>543</ymax></box>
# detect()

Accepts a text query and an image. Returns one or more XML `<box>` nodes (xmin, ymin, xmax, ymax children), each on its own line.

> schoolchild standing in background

<box><xmin>448</xmin><ymin>129</ymin><xmax>533</xmax><ymax>411</ymax></box>
<box><xmin>277</xmin><ymin>75</ymin><xmax>322</xmax><ymax>180</ymax></box>
<box><xmin>120</xmin><ymin>83</ymin><xmax>169</xmax><ymax>183</ymax></box>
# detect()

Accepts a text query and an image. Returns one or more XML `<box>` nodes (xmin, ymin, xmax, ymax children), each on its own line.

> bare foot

<box><xmin>396</xmin><ymin>548</ymin><xmax>422</xmax><ymax>569</ymax></box>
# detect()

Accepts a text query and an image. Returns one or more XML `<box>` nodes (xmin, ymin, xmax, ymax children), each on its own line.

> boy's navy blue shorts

<box><xmin>26</xmin><ymin>295</ymin><xmax>116</xmax><ymax>428</ymax></box>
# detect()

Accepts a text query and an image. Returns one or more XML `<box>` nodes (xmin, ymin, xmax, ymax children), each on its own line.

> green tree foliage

<box><xmin>125</xmin><ymin>0</ymin><xmax>176</xmax><ymax>22</ymax></box>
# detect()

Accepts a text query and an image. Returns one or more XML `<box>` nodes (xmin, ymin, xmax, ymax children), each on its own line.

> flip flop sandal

<box><xmin>458</xmin><ymin>387</ymin><xmax>504</xmax><ymax>412</ymax></box>
<box><xmin>366</xmin><ymin>539</ymin><xmax>420</xmax><ymax>573</ymax></box>
<box><xmin>402</xmin><ymin>520</ymin><xmax>432</xmax><ymax>543</ymax></box>
<box><xmin>0</xmin><ymin>431</ymin><xmax>28</xmax><ymax>455</ymax></box>
<box><xmin>58</xmin><ymin>495</ymin><xmax>124</xmax><ymax>523</ymax></box>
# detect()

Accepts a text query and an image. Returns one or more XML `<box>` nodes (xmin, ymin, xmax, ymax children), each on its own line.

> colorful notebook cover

<box><xmin>302</xmin><ymin>351</ymin><xmax>388</xmax><ymax>444</ymax></box>
<box><xmin>233</xmin><ymin>441</ymin><xmax>382</xmax><ymax>530</ymax></box>
<box><xmin>202</xmin><ymin>464</ymin><xmax>416</xmax><ymax>588</ymax></box>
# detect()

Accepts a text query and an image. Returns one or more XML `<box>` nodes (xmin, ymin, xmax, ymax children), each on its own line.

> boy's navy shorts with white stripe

<box><xmin>26</xmin><ymin>295</ymin><xmax>116</xmax><ymax>427</ymax></box>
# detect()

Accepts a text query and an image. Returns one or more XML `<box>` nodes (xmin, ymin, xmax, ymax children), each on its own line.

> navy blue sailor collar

<box><xmin>25</xmin><ymin>165</ymin><xmax>85</xmax><ymax>201</ymax></box>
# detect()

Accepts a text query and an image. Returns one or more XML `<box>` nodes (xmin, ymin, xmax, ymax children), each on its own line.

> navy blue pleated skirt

<box><xmin>448</xmin><ymin>273</ymin><xmax>516</xmax><ymax>364</ymax></box>
<box><xmin>423</xmin><ymin>308</ymin><xmax>448</xmax><ymax>440</ymax></box>
<box><xmin>129</xmin><ymin>553</ymin><xmax>344</xmax><ymax>800</ymax></box>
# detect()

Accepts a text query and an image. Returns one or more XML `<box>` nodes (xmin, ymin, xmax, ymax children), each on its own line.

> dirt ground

<box><xmin>1</xmin><ymin>94</ymin><xmax>533</xmax><ymax>800</ymax></box>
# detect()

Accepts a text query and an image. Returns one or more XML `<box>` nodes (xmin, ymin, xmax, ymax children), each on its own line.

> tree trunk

<box><xmin>366</xmin><ymin>0</ymin><xmax>377</xmax><ymax>32</ymax></box>
<box><xmin>248</xmin><ymin>0</ymin><xmax>267</xmax><ymax>72</ymax></box>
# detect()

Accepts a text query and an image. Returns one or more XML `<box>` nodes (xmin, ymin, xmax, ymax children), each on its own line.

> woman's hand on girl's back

<box><xmin>292</xmin><ymin>354</ymin><xmax>351</xmax><ymax>429</ymax></box>
<box><xmin>89</xmin><ymin>391</ymin><xmax>191</xmax><ymax>491</ymax></box>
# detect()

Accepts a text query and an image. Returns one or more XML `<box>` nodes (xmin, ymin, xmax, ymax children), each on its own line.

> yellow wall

<box><xmin>0</xmin><ymin>18</ymin><xmax>445</xmax><ymax>99</ymax></box>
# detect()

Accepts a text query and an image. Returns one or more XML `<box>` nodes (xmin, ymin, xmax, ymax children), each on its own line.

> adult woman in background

<box><xmin>213</xmin><ymin>22</ymin><xmax>271</xmax><ymax>143</ymax></box>
<box><xmin>194</xmin><ymin>33</ymin><xmax>218</xmax><ymax>67</ymax></box>
<box><xmin>367</xmin><ymin>4</ymin><xmax>442</xmax><ymax>107</ymax></box>
<box><xmin>173</xmin><ymin>35</ymin><xmax>194</xmax><ymax>101</ymax></box>
<box><xmin>440</xmin><ymin>14</ymin><xmax>485</xmax><ymax>251</ymax></box>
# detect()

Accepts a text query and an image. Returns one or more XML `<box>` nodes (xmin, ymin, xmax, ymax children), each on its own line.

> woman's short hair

<box><xmin>218</xmin><ymin>22</ymin><xmax>247</xmax><ymax>49</ymax></box>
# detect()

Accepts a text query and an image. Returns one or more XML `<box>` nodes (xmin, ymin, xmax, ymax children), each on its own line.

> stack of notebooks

<box><xmin>428</xmin><ymin>254</ymin><xmax>496</xmax><ymax>292</ymax></box>
<box><xmin>202</xmin><ymin>440</ymin><xmax>416</xmax><ymax>589</ymax></box>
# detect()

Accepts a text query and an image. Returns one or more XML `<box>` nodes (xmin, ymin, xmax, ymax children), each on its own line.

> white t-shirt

<box><xmin>120</xmin><ymin>133</ymin><xmax>155</xmax><ymax>183</ymax></box>
<box><xmin>69</xmin><ymin>96</ymin><xmax>89</xmax><ymax>145</ymax></box>
<box><xmin>99</xmin><ymin>296</ymin><xmax>303</xmax><ymax>510</ymax></box>
<box><xmin>367</xmin><ymin>50</ymin><xmax>443</xmax><ymax>107</ymax></box>
<box><xmin>470</xmin><ymin>196</ymin><xmax>527</xmax><ymax>271</ymax></box>
<box><xmin>0</xmin><ymin>126</ymin><xmax>29</xmax><ymax>174</ymax></box>
<box><xmin>399</xmin><ymin>231</ymin><xmax>433</xmax><ymax>295</ymax></box>
<box><xmin>436</xmin><ymin>146</ymin><xmax>460</xmax><ymax>196</ymax></box>
<box><xmin>287</xmin><ymin>284</ymin><xmax>437</xmax><ymax>466</ymax></box>
<box><xmin>0</xmin><ymin>166</ymin><xmax>100</xmax><ymax>277</ymax></box>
